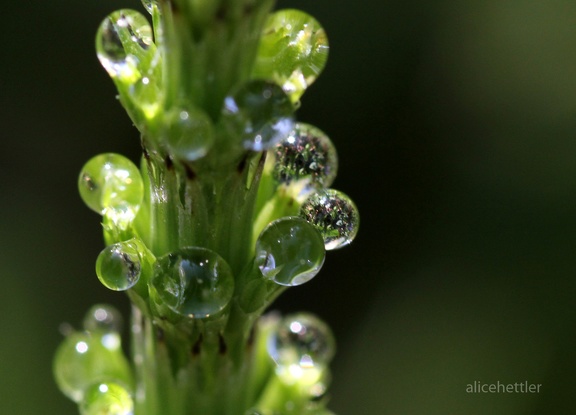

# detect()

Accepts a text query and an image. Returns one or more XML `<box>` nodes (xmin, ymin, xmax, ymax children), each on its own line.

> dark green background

<box><xmin>2</xmin><ymin>0</ymin><xmax>576</xmax><ymax>413</ymax></box>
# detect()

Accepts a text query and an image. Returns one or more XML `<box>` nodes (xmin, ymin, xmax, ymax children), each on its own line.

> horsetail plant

<box><xmin>53</xmin><ymin>1</ymin><xmax>359</xmax><ymax>414</ymax></box>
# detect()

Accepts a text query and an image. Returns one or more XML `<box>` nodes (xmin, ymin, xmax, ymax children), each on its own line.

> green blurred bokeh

<box><xmin>2</xmin><ymin>0</ymin><xmax>576</xmax><ymax>413</ymax></box>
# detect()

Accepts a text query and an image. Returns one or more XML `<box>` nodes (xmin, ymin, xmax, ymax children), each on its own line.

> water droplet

<box><xmin>129</xmin><ymin>74</ymin><xmax>162</xmax><ymax>120</ymax></box>
<box><xmin>244</xmin><ymin>410</ymin><xmax>278</xmax><ymax>415</ymax></box>
<box><xmin>309</xmin><ymin>381</ymin><xmax>328</xmax><ymax>399</ymax></box>
<box><xmin>222</xmin><ymin>80</ymin><xmax>295</xmax><ymax>151</ymax></box>
<box><xmin>253</xmin><ymin>10</ymin><xmax>328</xmax><ymax>102</ymax></box>
<box><xmin>255</xmin><ymin>217</ymin><xmax>325</xmax><ymax>286</ymax></box>
<box><xmin>165</xmin><ymin>104</ymin><xmax>214</xmax><ymax>161</ymax></box>
<box><xmin>305</xmin><ymin>408</ymin><xmax>335</xmax><ymax>415</ymax></box>
<box><xmin>96</xmin><ymin>9</ymin><xmax>153</xmax><ymax>81</ymax></box>
<box><xmin>83</xmin><ymin>304</ymin><xmax>123</xmax><ymax>333</ymax></box>
<box><xmin>141</xmin><ymin>0</ymin><xmax>159</xmax><ymax>15</ymax></box>
<box><xmin>300</xmin><ymin>189</ymin><xmax>359</xmax><ymax>250</ymax></box>
<box><xmin>53</xmin><ymin>332</ymin><xmax>132</xmax><ymax>403</ymax></box>
<box><xmin>96</xmin><ymin>238</ymin><xmax>145</xmax><ymax>291</ymax></box>
<box><xmin>80</xmin><ymin>382</ymin><xmax>133</xmax><ymax>415</ymax></box>
<box><xmin>272</xmin><ymin>123</ymin><xmax>337</xmax><ymax>194</ymax></box>
<box><xmin>78</xmin><ymin>153</ymin><xmax>144</xmax><ymax>220</ymax></box>
<box><xmin>268</xmin><ymin>313</ymin><xmax>335</xmax><ymax>370</ymax></box>
<box><xmin>151</xmin><ymin>247</ymin><xmax>234</xmax><ymax>318</ymax></box>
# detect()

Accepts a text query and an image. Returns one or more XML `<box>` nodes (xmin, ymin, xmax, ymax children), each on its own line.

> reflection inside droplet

<box><xmin>300</xmin><ymin>188</ymin><xmax>359</xmax><ymax>250</ymax></box>
<box><xmin>101</xmin><ymin>333</ymin><xmax>121</xmax><ymax>350</ymax></box>
<box><xmin>75</xmin><ymin>341</ymin><xmax>89</xmax><ymax>354</ymax></box>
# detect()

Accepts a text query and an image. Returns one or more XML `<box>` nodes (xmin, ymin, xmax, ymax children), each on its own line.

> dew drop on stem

<box><xmin>78</xmin><ymin>153</ymin><xmax>144</xmax><ymax>221</ymax></box>
<box><xmin>222</xmin><ymin>80</ymin><xmax>295</xmax><ymax>151</ymax></box>
<box><xmin>53</xmin><ymin>332</ymin><xmax>132</xmax><ymax>403</ymax></box>
<box><xmin>164</xmin><ymin>104</ymin><xmax>215</xmax><ymax>161</ymax></box>
<box><xmin>80</xmin><ymin>382</ymin><xmax>134</xmax><ymax>415</ymax></box>
<box><xmin>83</xmin><ymin>304</ymin><xmax>123</xmax><ymax>333</ymax></box>
<box><xmin>252</xmin><ymin>9</ymin><xmax>329</xmax><ymax>103</ymax></box>
<box><xmin>151</xmin><ymin>247</ymin><xmax>235</xmax><ymax>319</ymax></box>
<box><xmin>271</xmin><ymin>122</ymin><xmax>337</xmax><ymax>194</ymax></box>
<box><xmin>96</xmin><ymin>9</ymin><xmax>153</xmax><ymax>80</ymax></box>
<box><xmin>255</xmin><ymin>217</ymin><xmax>325</xmax><ymax>286</ymax></box>
<box><xmin>300</xmin><ymin>189</ymin><xmax>359</xmax><ymax>250</ymax></box>
<box><xmin>141</xmin><ymin>0</ymin><xmax>159</xmax><ymax>15</ymax></box>
<box><xmin>96</xmin><ymin>238</ymin><xmax>145</xmax><ymax>291</ymax></box>
<box><xmin>267</xmin><ymin>313</ymin><xmax>335</xmax><ymax>369</ymax></box>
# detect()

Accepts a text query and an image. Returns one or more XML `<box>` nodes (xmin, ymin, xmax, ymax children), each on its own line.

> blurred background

<box><xmin>2</xmin><ymin>0</ymin><xmax>576</xmax><ymax>413</ymax></box>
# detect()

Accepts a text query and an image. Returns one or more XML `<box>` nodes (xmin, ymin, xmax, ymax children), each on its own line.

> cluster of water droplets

<box><xmin>54</xmin><ymin>305</ymin><xmax>133</xmax><ymax>414</ymax></box>
<box><xmin>252</xmin><ymin>121</ymin><xmax>358</xmax><ymax>291</ymax></box>
<box><xmin>267</xmin><ymin>122</ymin><xmax>359</xmax><ymax>250</ymax></box>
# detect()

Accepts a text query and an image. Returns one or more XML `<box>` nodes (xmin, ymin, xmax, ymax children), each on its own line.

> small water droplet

<box><xmin>96</xmin><ymin>238</ymin><xmax>146</xmax><ymax>291</ymax></box>
<box><xmin>268</xmin><ymin>313</ymin><xmax>335</xmax><ymax>370</ymax></box>
<box><xmin>141</xmin><ymin>0</ymin><xmax>159</xmax><ymax>14</ymax></box>
<box><xmin>129</xmin><ymin>74</ymin><xmax>162</xmax><ymax>120</ymax></box>
<box><xmin>53</xmin><ymin>332</ymin><xmax>132</xmax><ymax>403</ymax></box>
<box><xmin>96</xmin><ymin>9</ymin><xmax>153</xmax><ymax>81</ymax></box>
<box><xmin>300</xmin><ymin>189</ymin><xmax>359</xmax><ymax>250</ymax></box>
<box><xmin>78</xmin><ymin>153</ymin><xmax>144</xmax><ymax>220</ymax></box>
<box><xmin>309</xmin><ymin>381</ymin><xmax>328</xmax><ymax>399</ymax></box>
<box><xmin>253</xmin><ymin>10</ymin><xmax>328</xmax><ymax>102</ymax></box>
<box><xmin>165</xmin><ymin>104</ymin><xmax>214</xmax><ymax>161</ymax></box>
<box><xmin>83</xmin><ymin>304</ymin><xmax>123</xmax><ymax>333</ymax></box>
<box><xmin>151</xmin><ymin>247</ymin><xmax>234</xmax><ymax>318</ymax></box>
<box><xmin>80</xmin><ymin>382</ymin><xmax>133</xmax><ymax>415</ymax></box>
<box><xmin>255</xmin><ymin>217</ymin><xmax>325</xmax><ymax>286</ymax></box>
<box><xmin>222</xmin><ymin>80</ymin><xmax>295</xmax><ymax>151</ymax></box>
<box><xmin>272</xmin><ymin>123</ymin><xmax>337</xmax><ymax>194</ymax></box>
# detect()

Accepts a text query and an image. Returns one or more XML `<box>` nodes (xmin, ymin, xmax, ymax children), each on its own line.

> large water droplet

<box><xmin>165</xmin><ymin>104</ymin><xmax>214</xmax><ymax>161</ymax></box>
<box><xmin>78</xmin><ymin>153</ymin><xmax>144</xmax><ymax>220</ymax></box>
<box><xmin>222</xmin><ymin>80</ymin><xmax>295</xmax><ymax>151</ymax></box>
<box><xmin>53</xmin><ymin>332</ymin><xmax>132</xmax><ymax>403</ymax></box>
<box><xmin>80</xmin><ymin>382</ymin><xmax>134</xmax><ymax>415</ymax></box>
<box><xmin>255</xmin><ymin>217</ymin><xmax>325</xmax><ymax>286</ymax></box>
<box><xmin>268</xmin><ymin>313</ymin><xmax>335</xmax><ymax>369</ymax></box>
<box><xmin>96</xmin><ymin>9</ymin><xmax>153</xmax><ymax>81</ymax></box>
<box><xmin>253</xmin><ymin>9</ymin><xmax>329</xmax><ymax>102</ymax></box>
<box><xmin>96</xmin><ymin>238</ymin><xmax>145</xmax><ymax>291</ymax></box>
<box><xmin>83</xmin><ymin>304</ymin><xmax>123</xmax><ymax>333</ymax></box>
<box><xmin>300</xmin><ymin>189</ymin><xmax>359</xmax><ymax>250</ymax></box>
<box><xmin>272</xmin><ymin>123</ymin><xmax>337</xmax><ymax>194</ymax></box>
<box><xmin>151</xmin><ymin>247</ymin><xmax>234</xmax><ymax>318</ymax></box>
